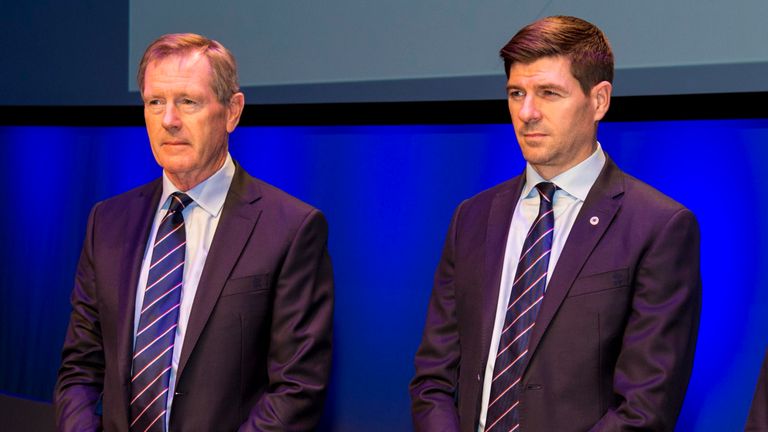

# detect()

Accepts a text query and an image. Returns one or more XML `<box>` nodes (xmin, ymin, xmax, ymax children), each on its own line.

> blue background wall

<box><xmin>1</xmin><ymin>120</ymin><xmax>767</xmax><ymax>430</ymax></box>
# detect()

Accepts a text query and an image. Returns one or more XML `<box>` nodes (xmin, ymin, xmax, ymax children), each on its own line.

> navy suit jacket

<box><xmin>746</xmin><ymin>350</ymin><xmax>768</xmax><ymax>431</ymax></box>
<box><xmin>411</xmin><ymin>156</ymin><xmax>701</xmax><ymax>431</ymax></box>
<box><xmin>55</xmin><ymin>163</ymin><xmax>334</xmax><ymax>431</ymax></box>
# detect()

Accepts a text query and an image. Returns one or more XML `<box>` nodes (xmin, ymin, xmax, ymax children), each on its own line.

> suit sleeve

<box><xmin>591</xmin><ymin>207</ymin><xmax>702</xmax><ymax>431</ymax></box>
<box><xmin>54</xmin><ymin>204</ymin><xmax>104</xmax><ymax>432</ymax></box>
<box><xmin>746</xmin><ymin>349</ymin><xmax>768</xmax><ymax>431</ymax></box>
<box><xmin>239</xmin><ymin>209</ymin><xmax>334</xmax><ymax>432</ymax></box>
<box><xmin>409</xmin><ymin>205</ymin><xmax>462</xmax><ymax>432</ymax></box>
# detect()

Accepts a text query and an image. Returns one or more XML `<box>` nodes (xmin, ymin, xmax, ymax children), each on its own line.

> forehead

<box><xmin>143</xmin><ymin>52</ymin><xmax>213</xmax><ymax>94</ymax></box>
<box><xmin>506</xmin><ymin>56</ymin><xmax>577</xmax><ymax>88</ymax></box>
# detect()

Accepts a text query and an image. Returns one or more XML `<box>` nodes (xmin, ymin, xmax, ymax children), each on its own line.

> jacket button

<box><xmin>477</xmin><ymin>374</ymin><xmax>481</xmax><ymax>381</ymax></box>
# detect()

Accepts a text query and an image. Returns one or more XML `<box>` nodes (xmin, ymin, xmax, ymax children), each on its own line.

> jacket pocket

<box><xmin>567</xmin><ymin>268</ymin><xmax>629</xmax><ymax>297</ymax></box>
<box><xmin>220</xmin><ymin>273</ymin><xmax>270</xmax><ymax>297</ymax></box>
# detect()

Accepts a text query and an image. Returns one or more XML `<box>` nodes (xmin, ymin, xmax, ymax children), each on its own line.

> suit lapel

<box><xmin>116</xmin><ymin>180</ymin><xmax>162</xmax><ymax>416</ymax></box>
<box><xmin>479</xmin><ymin>176</ymin><xmax>525</xmax><ymax>370</ymax></box>
<box><xmin>176</xmin><ymin>166</ymin><xmax>263</xmax><ymax>381</ymax></box>
<box><xmin>525</xmin><ymin>157</ymin><xmax>625</xmax><ymax>364</ymax></box>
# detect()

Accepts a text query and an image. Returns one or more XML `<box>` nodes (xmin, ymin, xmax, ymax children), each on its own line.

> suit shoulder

<box><xmin>90</xmin><ymin>178</ymin><xmax>161</xmax><ymax>216</ymax></box>
<box><xmin>238</xmin><ymin>174</ymin><xmax>331</xmax><ymax>246</ymax></box>
<box><xmin>245</xmin><ymin>174</ymin><xmax>323</xmax><ymax>224</ymax></box>
<box><xmin>457</xmin><ymin>175</ymin><xmax>523</xmax><ymax>214</ymax></box>
<box><xmin>614</xmin><ymin>171</ymin><xmax>699</xmax><ymax>237</ymax></box>
<box><xmin>255</xmin><ymin>178</ymin><xmax>317</xmax><ymax>210</ymax></box>
<box><xmin>619</xmin><ymin>172</ymin><xmax>692</xmax><ymax>216</ymax></box>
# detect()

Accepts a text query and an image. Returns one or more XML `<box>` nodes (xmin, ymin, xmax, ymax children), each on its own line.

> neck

<box><xmin>166</xmin><ymin>155</ymin><xmax>227</xmax><ymax>192</ymax></box>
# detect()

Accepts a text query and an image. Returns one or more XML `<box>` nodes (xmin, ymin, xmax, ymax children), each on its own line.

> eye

<box><xmin>541</xmin><ymin>89</ymin><xmax>562</xmax><ymax>97</ymax></box>
<box><xmin>145</xmin><ymin>99</ymin><xmax>165</xmax><ymax>113</ymax></box>
<box><xmin>508</xmin><ymin>89</ymin><xmax>525</xmax><ymax>99</ymax></box>
<box><xmin>178</xmin><ymin>98</ymin><xmax>201</xmax><ymax>113</ymax></box>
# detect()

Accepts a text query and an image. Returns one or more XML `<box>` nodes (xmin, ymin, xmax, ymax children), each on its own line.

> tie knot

<box><xmin>168</xmin><ymin>192</ymin><xmax>193</xmax><ymax>213</ymax></box>
<box><xmin>535</xmin><ymin>182</ymin><xmax>557</xmax><ymax>204</ymax></box>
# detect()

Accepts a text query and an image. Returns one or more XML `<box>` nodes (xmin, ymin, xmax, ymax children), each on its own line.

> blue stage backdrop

<box><xmin>1</xmin><ymin>120</ymin><xmax>767</xmax><ymax>430</ymax></box>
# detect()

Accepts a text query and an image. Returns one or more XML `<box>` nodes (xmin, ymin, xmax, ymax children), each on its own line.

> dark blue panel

<box><xmin>1</xmin><ymin>120</ymin><xmax>766</xmax><ymax>430</ymax></box>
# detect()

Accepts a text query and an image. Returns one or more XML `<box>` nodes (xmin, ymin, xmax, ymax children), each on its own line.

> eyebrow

<box><xmin>143</xmin><ymin>91</ymin><xmax>200</xmax><ymax>100</ymax></box>
<box><xmin>506</xmin><ymin>83</ymin><xmax>570</xmax><ymax>93</ymax></box>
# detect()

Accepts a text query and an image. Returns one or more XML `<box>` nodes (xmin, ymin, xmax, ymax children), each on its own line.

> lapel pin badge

<box><xmin>589</xmin><ymin>216</ymin><xmax>599</xmax><ymax>226</ymax></box>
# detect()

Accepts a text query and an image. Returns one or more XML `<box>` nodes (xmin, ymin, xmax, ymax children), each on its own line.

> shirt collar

<box><xmin>521</xmin><ymin>142</ymin><xmax>606</xmax><ymax>201</ymax></box>
<box><xmin>159</xmin><ymin>153</ymin><xmax>235</xmax><ymax>217</ymax></box>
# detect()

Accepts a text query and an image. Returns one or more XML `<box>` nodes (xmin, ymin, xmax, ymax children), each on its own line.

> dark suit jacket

<box><xmin>55</xmin><ymin>164</ymin><xmax>334</xmax><ymax>431</ymax></box>
<box><xmin>410</xmin><ymin>156</ymin><xmax>701</xmax><ymax>431</ymax></box>
<box><xmin>746</xmin><ymin>350</ymin><xmax>768</xmax><ymax>431</ymax></box>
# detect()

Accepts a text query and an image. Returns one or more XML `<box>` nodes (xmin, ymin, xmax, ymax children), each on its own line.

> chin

<box><xmin>520</xmin><ymin>147</ymin><xmax>549</xmax><ymax>164</ymax></box>
<box><xmin>156</xmin><ymin>154</ymin><xmax>197</xmax><ymax>174</ymax></box>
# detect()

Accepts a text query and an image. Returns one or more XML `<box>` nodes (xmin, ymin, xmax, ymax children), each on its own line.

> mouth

<box><xmin>162</xmin><ymin>140</ymin><xmax>189</xmax><ymax>146</ymax></box>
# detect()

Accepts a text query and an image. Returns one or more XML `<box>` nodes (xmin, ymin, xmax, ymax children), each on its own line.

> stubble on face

<box><xmin>507</xmin><ymin>56</ymin><xmax>604</xmax><ymax>180</ymax></box>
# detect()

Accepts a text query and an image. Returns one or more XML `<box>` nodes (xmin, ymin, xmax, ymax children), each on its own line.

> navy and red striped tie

<box><xmin>130</xmin><ymin>192</ymin><xmax>192</xmax><ymax>432</ymax></box>
<box><xmin>486</xmin><ymin>182</ymin><xmax>556</xmax><ymax>431</ymax></box>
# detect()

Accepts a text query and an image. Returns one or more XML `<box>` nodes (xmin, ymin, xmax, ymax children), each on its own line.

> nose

<box><xmin>162</xmin><ymin>103</ymin><xmax>182</xmax><ymax>131</ymax></box>
<box><xmin>517</xmin><ymin>95</ymin><xmax>541</xmax><ymax>123</ymax></box>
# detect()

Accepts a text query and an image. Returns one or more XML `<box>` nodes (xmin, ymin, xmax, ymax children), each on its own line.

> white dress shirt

<box><xmin>132</xmin><ymin>154</ymin><xmax>235</xmax><ymax>426</ymax></box>
<box><xmin>478</xmin><ymin>144</ymin><xmax>606</xmax><ymax>431</ymax></box>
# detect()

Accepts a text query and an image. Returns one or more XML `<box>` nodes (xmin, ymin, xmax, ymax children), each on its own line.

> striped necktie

<box><xmin>485</xmin><ymin>182</ymin><xmax>557</xmax><ymax>432</ymax></box>
<box><xmin>130</xmin><ymin>192</ymin><xmax>192</xmax><ymax>432</ymax></box>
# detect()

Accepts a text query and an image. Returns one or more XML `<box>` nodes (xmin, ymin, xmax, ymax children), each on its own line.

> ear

<box><xmin>226</xmin><ymin>92</ymin><xmax>245</xmax><ymax>133</ymax></box>
<box><xmin>591</xmin><ymin>81</ymin><xmax>612</xmax><ymax>122</ymax></box>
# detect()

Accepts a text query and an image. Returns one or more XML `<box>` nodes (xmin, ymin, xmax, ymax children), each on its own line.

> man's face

<box><xmin>142</xmin><ymin>52</ymin><xmax>243</xmax><ymax>190</ymax></box>
<box><xmin>506</xmin><ymin>55</ymin><xmax>610</xmax><ymax>179</ymax></box>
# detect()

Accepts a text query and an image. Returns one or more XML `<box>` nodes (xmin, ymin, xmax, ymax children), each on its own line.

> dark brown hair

<box><xmin>500</xmin><ymin>16</ymin><xmax>613</xmax><ymax>94</ymax></box>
